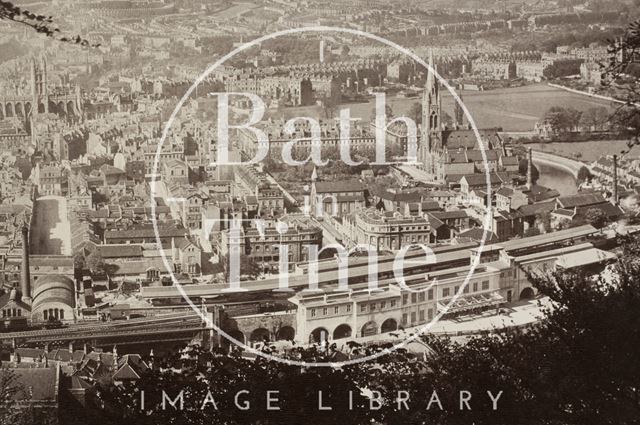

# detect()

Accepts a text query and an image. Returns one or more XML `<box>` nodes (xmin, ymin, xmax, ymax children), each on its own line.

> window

<box><xmin>380</xmin><ymin>301</ymin><xmax>386</xmax><ymax>309</ymax></box>
<box><xmin>322</xmin><ymin>307</ymin><xmax>328</xmax><ymax>316</ymax></box>
<box><xmin>411</xmin><ymin>312</ymin><xmax>416</xmax><ymax>323</ymax></box>
<box><xmin>419</xmin><ymin>310</ymin><xmax>425</xmax><ymax>321</ymax></box>
<box><xmin>334</xmin><ymin>306</ymin><xmax>339</xmax><ymax>314</ymax></box>
<box><xmin>17</xmin><ymin>309</ymin><xmax>21</xmax><ymax>317</ymax></box>
<box><xmin>419</xmin><ymin>292</ymin><xmax>425</xmax><ymax>302</ymax></box>
<box><xmin>371</xmin><ymin>303</ymin><xmax>376</xmax><ymax>311</ymax></box>
<box><xmin>463</xmin><ymin>285</ymin><xmax>469</xmax><ymax>294</ymax></box>
<box><xmin>442</xmin><ymin>287</ymin><xmax>450</xmax><ymax>298</ymax></box>
<box><xmin>428</xmin><ymin>309</ymin><xmax>433</xmax><ymax>320</ymax></box>
<box><xmin>361</xmin><ymin>304</ymin><xmax>367</xmax><ymax>312</ymax></box>
<box><xmin>403</xmin><ymin>294</ymin><xmax>409</xmax><ymax>305</ymax></box>
<box><xmin>59</xmin><ymin>310</ymin><xmax>64</xmax><ymax>320</ymax></box>
<box><xmin>482</xmin><ymin>280</ymin><xmax>490</xmax><ymax>291</ymax></box>
<box><xmin>346</xmin><ymin>304</ymin><xmax>351</xmax><ymax>313</ymax></box>
<box><xmin>311</xmin><ymin>308</ymin><xmax>316</xmax><ymax>317</ymax></box>
<box><xmin>411</xmin><ymin>293</ymin><xmax>417</xmax><ymax>303</ymax></box>
<box><xmin>454</xmin><ymin>285</ymin><xmax>459</xmax><ymax>294</ymax></box>
<box><xmin>402</xmin><ymin>313</ymin><xmax>408</xmax><ymax>324</ymax></box>
<box><xmin>473</xmin><ymin>282</ymin><xmax>478</xmax><ymax>292</ymax></box>
<box><xmin>390</xmin><ymin>300</ymin><xmax>396</xmax><ymax>307</ymax></box>
<box><xmin>428</xmin><ymin>289</ymin><xmax>434</xmax><ymax>300</ymax></box>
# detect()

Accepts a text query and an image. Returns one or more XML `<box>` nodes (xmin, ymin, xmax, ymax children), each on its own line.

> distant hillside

<box><xmin>0</xmin><ymin>41</ymin><xmax>27</xmax><ymax>63</ymax></box>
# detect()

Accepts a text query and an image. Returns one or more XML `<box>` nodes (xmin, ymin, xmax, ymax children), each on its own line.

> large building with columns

<box><xmin>288</xmin><ymin>225</ymin><xmax>613</xmax><ymax>344</ymax></box>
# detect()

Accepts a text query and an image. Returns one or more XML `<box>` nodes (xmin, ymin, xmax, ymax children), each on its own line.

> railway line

<box><xmin>0</xmin><ymin>313</ymin><xmax>204</xmax><ymax>343</ymax></box>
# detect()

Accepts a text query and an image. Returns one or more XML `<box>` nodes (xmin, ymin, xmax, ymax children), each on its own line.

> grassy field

<box><xmin>269</xmin><ymin>83</ymin><xmax>616</xmax><ymax>132</ymax></box>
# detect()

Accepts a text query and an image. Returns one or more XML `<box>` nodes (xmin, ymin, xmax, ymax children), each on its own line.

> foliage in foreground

<box><xmin>87</xmin><ymin>236</ymin><xmax>640</xmax><ymax>425</ymax></box>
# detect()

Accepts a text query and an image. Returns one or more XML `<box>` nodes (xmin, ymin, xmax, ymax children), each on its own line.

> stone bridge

<box><xmin>531</xmin><ymin>149</ymin><xmax>585</xmax><ymax>179</ymax></box>
<box><xmin>222</xmin><ymin>310</ymin><xmax>297</xmax><ymax>347</ymax></box>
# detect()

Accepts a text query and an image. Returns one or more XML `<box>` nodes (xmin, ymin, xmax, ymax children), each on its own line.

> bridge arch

<box><xmin>5</xmin><ymin>103</ymin><xmax>13</xmax><ymax>117</ymax></box>
<box><xmin>275</xmin><ymin>326</ymin><xmax>295</xmax><ymax>341</ymax></box>
<box><xmin>223</xmin><ymin>329</ymin><xmax>245</xmax><ymax>345</ymax></box>
<box><xmin>249</xmin><ymin>327</ymin><xmax>270</xmax><ymax>343</ymax></box>
<box><xmin>531</xmin><ymin>150</ymin><xmax>582</xmax><ymax>179</ymax></box>
<box><xmin>520</xmin><ymin>287</ymin><xmax>535</xmax><ymax>300</ymax></box>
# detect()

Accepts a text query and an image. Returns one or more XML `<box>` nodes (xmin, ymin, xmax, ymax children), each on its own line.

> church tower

<box><xmin>30</xmin><ymin>55</ymin><xmax>49</xmax><ymax>115</ymax></box>
<box><xmin>420</xmin><ymin>51</ymin><xmax>444</xmax><ymax>181</ymax></box>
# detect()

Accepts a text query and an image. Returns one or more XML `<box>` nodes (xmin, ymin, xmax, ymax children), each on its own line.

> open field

<box><xmin>270</xmin><ymin>83</ymin><xmax>616</xmax><ymax>132</ymax></box>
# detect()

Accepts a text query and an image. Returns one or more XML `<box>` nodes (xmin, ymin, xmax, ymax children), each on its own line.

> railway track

<box><xmin>0</xmin><ymin>313</ymin><xmax>204</xmax><ymax>341</ymax></box>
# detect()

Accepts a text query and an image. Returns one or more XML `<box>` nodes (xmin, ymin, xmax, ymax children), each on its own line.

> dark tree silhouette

<box><xmin>604</xmin><ymin>20</ymin><xmax>640</xmax><ymax>154</ymax></box>
<box><xmin>0</xmin><ymin>1</ymin><xmax>99</xmax><ymax>47</ymax></box>
<box><xmin>90</xmin><ymin>234</ymin><xmax>640</xmax><ymax>425</ymax></box>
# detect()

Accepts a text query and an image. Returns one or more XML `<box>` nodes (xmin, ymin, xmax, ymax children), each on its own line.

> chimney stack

<box><xmin>613</xmin><ymin>154</ymin><xmax>618</xmax><ymax>204</ymax></box>
<box><xmin>20</xmin><ymin>225</ymin><xmax>32</xmax><ymax>305</ymax></box>
<box><xmin>527</xmin><ymin>148</ymin><xmax>533</xmax><ymax>190</ymax></box>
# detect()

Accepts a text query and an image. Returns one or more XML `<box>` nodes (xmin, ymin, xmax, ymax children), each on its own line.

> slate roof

<box><xmin>314</xmin><ymin>180</ymin><xmax>365</xmax><ymax>193</ymax></box>
<box><xmin>11</xmin><ymin>367</ymin><xmax>59</xmax><ymax>402</ymax></box>
<box><xmin>98</xmin><ymin>244</ymin><xmax>143</xmax><ymax>258</ymax></box>
<box><xmin>557</xmin><ymin>193</ymin><xmax>606</xmax><ymax>209</ymax></box>
<box><xmin>517</xmin><ymin>200</ymin><xmax>556</xmax><ymax>217</ymax></box>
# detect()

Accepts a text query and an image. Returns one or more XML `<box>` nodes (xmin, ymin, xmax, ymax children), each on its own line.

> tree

<box><xmin>92</xmin><ymin>235</ymin><xmax>640</xmax><ymax>424</ymax></box>
<box><xmin>523</xmin><ymin>226</ymin><xmax>541</xmax><ymax>237</ymax></box>
<box><xmin>535</xmin><ymin>210</ymin><xmax>552</xmax><ymax>233</ymax></box>
<box><xmin>370</xmin><ymin>104</ymin><xmax>393</xmax><ymax>122</ymax></box>
<box><xmin>0</xmin><ymin>368</ymin><xmax>21</xmax><ymax>425</ymax></box>
<box><xmin>85</xmin><ymin>234</ymin><xmax>640</xmax><ymax>424</ymax></box>
<box><xmin>604</xmin><ymin>20</ymin><xmax>640</xmax><ymax>155</ymax></box>
<box><xmin>0</xmin><ymin>368</ymin><xmax>56</xmax><ymax>425</ymax></box>
<box><xmin>0</xmin><ymin>1</ymin><xmax>99</xmax><ymax>46</ymax></box>
<box><xmin>408</xmin><ymin>102</ymin><xmax>422</xmax><ymax>124</ymax></box>
<box><xmin>96</xmin><ymin>345</ymin><xmax>373</xmax><ymax>425</ymax></box>
<box><xmin>85</xmin><ymin>250</ymin><xmax>107</xmax><ymax>275</ymax></box>
<box><xmin>518</xmin><ymin>159</ymin><xmax>539</xmax><ymax>183</ymax></box>
<box><xmin>543</xmin><ymin>106</ymin><xmax>582</xmax><ymax>134</ymax></box>
<box><xmin>579</xmin><ymin>106</ymin><xmax>610</xmax><ymax>131</ymax></box>
<box><xmin>585</xmin><ymin>207</ymin><xmax>607</xmax><ymax>228</ymax></box>
<box><xmin>321</xmin><ymin>93</ymin><xmax>339</xmax><ymax>119</ymax></box>
<box><xmin>577</xmin><ymin>166</ymin><xmax>593</xmax><ymax>183</ymax></box>
<box><xmin>221</xmin><ymin>253</ymin><xmax>261</xmax><ymax>280</ymax></box>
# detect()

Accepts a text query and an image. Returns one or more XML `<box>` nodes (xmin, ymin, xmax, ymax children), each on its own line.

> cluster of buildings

<box><xmin>471</xmin><ymin>51</ymin><xmax>585</xmax><ymax>82</ymax></box>
<box><xmin>292</xmin><ymin>225</ymin><xmax>615</xmax><ymax>343</ymax></box>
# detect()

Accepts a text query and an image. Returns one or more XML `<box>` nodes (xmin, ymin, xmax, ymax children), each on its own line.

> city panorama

<box><xmin>0</xmin><ymin>1</ymin><xmax>639</xmax><ymax>424</ymax></box>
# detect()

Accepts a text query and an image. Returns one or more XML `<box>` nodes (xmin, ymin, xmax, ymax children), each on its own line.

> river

<box><xmin>534</xmin><ymin>163</ymin><xmax>578</xmax><ymax>196</ymax></box>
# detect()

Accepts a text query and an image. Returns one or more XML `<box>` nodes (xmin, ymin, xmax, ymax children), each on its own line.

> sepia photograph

<box><xmin>0</xmin><ymin>0</ymin><xmax>640</xmax><ymax>423</ymax></box>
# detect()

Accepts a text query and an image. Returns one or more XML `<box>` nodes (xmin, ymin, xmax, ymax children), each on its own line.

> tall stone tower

<box><xmin>30</xmin><ymin>55</ymin><xmax>49</xmax><ymax>115</ymax></box>
<box><xmin>20</xmin><ymin>224</ymin><xmax>32</xmax><ymax>305</ymax></box>
<box><xmin>420</xmin><ymin>51</ymin><xmax>444</xmax><ymax>182</ymax></box>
